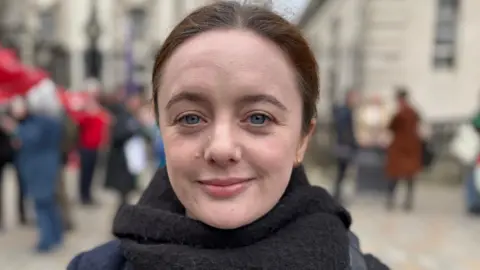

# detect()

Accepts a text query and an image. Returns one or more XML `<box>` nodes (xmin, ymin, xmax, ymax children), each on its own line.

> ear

<box><xmin>295</xmin><ymin>119</ymin><xmax>316</xmax><ymax>165</ymax></box>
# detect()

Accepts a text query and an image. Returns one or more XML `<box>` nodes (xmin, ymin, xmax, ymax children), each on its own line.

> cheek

<box><xmin>244</xmin><ymin>131</ymin><xmax>299</xmax><ymax>168</ymax></box>
<box><xmin>163</xmin><ymin>132</ymin><xmax>198</xmax><ymax>192</ymax></box>
<box><xmin>162</xmin><ymin>128</ymin><xmax>201</xmax><ymax>166</ymax></box>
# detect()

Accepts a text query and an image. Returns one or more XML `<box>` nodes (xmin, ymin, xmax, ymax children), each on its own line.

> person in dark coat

<box><xmin>104</xmin><ymin>96</ymin><xmax>143</xmax><ymax>207</ymax></box>
<box><xmin>0</xmin><ymin>123</ymin><xmax>15</xmax><ymax>230</ymax></box>
<box><xmin>2</xmin><ymin>98</ymin><xmax>63</xmax><ymax>252</ymax></box>
<box><xmin>385</xmin><ymin>88</ymin><xmax>422</xmax><ymax>211</ymax></box>
<box><xmin>332</xmin><ymin>90</ymin><xmax>359</xmax><ymax>203</ymax></box>
<box><xmin>68</xmin><ymin>2</ymin><xmax>389</xmax><ymax>269</ymax></box>
<box><xmin>0</xmin><ymin>113</ymin><xmax>27</xmax><ymax>229</ymax></box>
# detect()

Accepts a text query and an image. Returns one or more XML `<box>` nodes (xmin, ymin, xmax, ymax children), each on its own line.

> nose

<box><xmin>203</xmin><ymin>123</ymin><xmax>241</xmax><ymax>166</ymax></box>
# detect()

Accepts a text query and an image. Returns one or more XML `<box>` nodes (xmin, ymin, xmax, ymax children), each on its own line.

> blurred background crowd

<box><xmin>0</xmin><ymin>0</ymin><xmax>479</xmax><ymax>269</ymax></box>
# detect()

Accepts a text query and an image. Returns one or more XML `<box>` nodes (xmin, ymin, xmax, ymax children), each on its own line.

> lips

<box><xmin>199</xmin><ymin>178</ymin><xmax>250</xmax><ymax>186</ymax></box>
<box><xmin>198</xmin><ymin>178</ymin><xmax>252</xmax><ymax>198</ymax></box>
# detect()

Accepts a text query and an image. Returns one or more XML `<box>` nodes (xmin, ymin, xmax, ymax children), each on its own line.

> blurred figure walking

<box><xmin>0</xmin><ymin>112</ymin><xmax>27</xmax><ymax>230</ymax></box>
<box><xmin>77</xmin><ymin>99</ymin><xmax>106</xmax><ymax>205</ymax></box>
<box><xmin>57</xmin><ymin>112</ymin><xmax>79</xmax><ymax>230</ymax></box>
<box><xmin>104</xmin><ymin>94</ymin><xmax>143</xmax><ymax>207</ymax></box>
<box><xmin>1</xmin><ymin>98</ymin><xmax>63</xmax><ymax>252</ymax></box>
<box><xmin>331</xmin><ymin>90</ymin><xmax>359</xmax><ymax>204</ymax></box>
<box><xmin>0</xmin><ymin>122</ymin><xmax>15</xmax><ymax>230</ymax></box>
<box><xmin>138</xmin><ymin>105</ymin><xmax>165</xmax><ymax>168</ymax></box>
<box><xmin>385</xmin><ymin>88</ymin><xmax>422</xmax><ymax>211</ymax></box>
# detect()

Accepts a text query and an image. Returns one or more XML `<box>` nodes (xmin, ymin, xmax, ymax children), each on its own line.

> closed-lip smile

<box><xmin>198</xmin><ymin>178</ymin><xmax>251</xmax><ymax>186</ymax></box>
<box><xmin>198</xmin><ymin>178</ymin><xmax>253</xmax><ymax>198</ymax></box>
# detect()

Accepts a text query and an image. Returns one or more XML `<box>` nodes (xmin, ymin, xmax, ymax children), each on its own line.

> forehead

<box><xmin>160</xmin><ymin>29</ymin><xmax>297</xmax><ymax>93</ymax></box>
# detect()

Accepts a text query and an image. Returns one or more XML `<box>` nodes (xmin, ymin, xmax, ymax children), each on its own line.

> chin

<box><xmin>196</xmin><ymin>204</ymin><xmax>261</xmax><ymax>230</ymax></box>
<box><xmin>203</xmin><ymin>216</ymin><xmax>251</xmax><ymax>230</ymax></box>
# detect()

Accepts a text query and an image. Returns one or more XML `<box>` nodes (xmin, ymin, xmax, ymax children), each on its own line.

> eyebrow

<box><xmin>165</xmin><ymin>91</ymin><xmax>211</xmax><ymax>110</ymax></box>
<box><xmin>165</xmin><ymin>91</ymin><xmax>288</xmax><ymax>111</ymax></box>
<box><xmin>238</xmin><ymin>94</ymin><xmax>288</xmax><ymax>111</ymax></box>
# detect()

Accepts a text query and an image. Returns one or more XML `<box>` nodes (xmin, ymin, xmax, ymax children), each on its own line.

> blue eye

<box><xmin>180</xmin><ymin>114</ymin><xmax>202</xmax><ymax>125</ymax></box>
<box><xmin>248</xmin><ymin>113</ymin><xmax>270</xmax><ymax>125</ymax></box>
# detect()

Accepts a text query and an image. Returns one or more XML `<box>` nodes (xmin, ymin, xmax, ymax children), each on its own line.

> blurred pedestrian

<box><xmin>104</xmin><ymin>94</ymin><xmax>143</xmax><ymax>207</ymax></box>
<box><xmin>466</xmin><ymin>103</ymin><xmax>480</xmax><ymax>215</ymax></box>
<box><xmin>77</xmin><ymin>98</ymin><xmax>106</xmax><ymax>206</ymax></box>
<box><xmin>57</xmin><ymin>112</ymin><xmax>79</xmax><ymax>230</ymax></box>
<box><xmin>355</xmin><ymin>94</ymin><xmax>391</xmax><ymax>148</ymax></box>
<box><xmin>385</xmin><ymin>88</ymin><xmax>422</xmax><ymax>211</ymax></box>
<box><xmin>331</xmin><ymin>90</ymin><xmax>359</xmax><ymax>203</ymax></box>
<box><xmin>1</xmin><ymin>98</ymin><xmax>63</xmax><ymax>252</ymax></box>
<box><xmin>138</xmin><ymin>105</ymin><xmax>165</xmax><ymax>168</ymax></box>
<box><xmin>0</xmin><ymin>111</ymin><xmax>27</xmax><ymax>230</ymax></box>
<box><xmin>0</xmin><ymin>118</ymin><xmax>14</xmax><ymax>230</ymax></box>
<box><xmin>152</xmin><ymin>127</ymin><xmax>166</xmax><ymax>168</ymax></box>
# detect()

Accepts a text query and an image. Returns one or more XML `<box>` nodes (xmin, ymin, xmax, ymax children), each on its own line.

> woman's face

<box><xmin>157</xmin><ymin>29</ymin><xmax>314</xmax><ymax>229</ymax></box>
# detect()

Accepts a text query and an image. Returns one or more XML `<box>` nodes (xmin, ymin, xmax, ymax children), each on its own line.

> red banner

<box><xmin>0</xmin><ymin>48</ymin><xmax>47</xmax><ymax>103</ymax></box>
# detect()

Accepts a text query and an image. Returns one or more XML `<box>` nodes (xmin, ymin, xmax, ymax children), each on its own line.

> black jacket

<box><xmin>0</xmin><ymin>128</ymin><xmax>14</xmax><ymax>167</ymax></box>
<box><xmin>104</xmin><ymin>104</ymin><xmax>142</xmax><ymax>194</ymax></box>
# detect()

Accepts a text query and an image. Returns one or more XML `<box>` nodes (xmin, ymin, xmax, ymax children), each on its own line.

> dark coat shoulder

<box><xmin>68</xmin><ymin>240</ymin><xmax>125</xmax><ymax>270</ymax></box>
<box><xmin>68</xmin><ymin>235</ymin><xmax>389</xmax><ymax>270</ymax></box>
<box><xmin>349</xmin><ymin>232</ymin><xmax>390</xmax><ymax>270</ymax></box>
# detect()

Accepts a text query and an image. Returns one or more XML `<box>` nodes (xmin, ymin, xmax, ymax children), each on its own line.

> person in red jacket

<box><xmin>76</xmin><ymin>99</ymin><xmax>108</xmax><ymax>205</ymax></box>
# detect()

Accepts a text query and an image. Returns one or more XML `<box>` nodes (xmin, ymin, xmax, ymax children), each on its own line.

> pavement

<box><xmin>0</xmin><ymin>166</ymin><xmax>479</xmax><ymax>270</ymax></box>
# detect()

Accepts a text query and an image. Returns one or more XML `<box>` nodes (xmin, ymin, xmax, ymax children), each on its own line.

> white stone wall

<box><xmin>303</xmin><ymin>0</ymin><xmax>365</xmax><ymax>118</ymax></box>
<box><xmin>401</xmin><ymin>0</ymin><xmax>480</xmax><ymax>120</ymax></box>
<box><xmin>302</xmin><ymin>0</ymin><xmax>480</xmax><ymax>121</ymax></box>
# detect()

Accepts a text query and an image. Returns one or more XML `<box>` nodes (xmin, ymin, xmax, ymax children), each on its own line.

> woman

<box><xmin>69</xmin><ymin>2</ymin><xmax>388</xmax><ymax>269</ymax></box>
<box><xmin>1</xmin><ymin>97</ymin><xmax>63</xmax><ymax>252</ymax></box>
<box><xmin>385</xmin><ymin>88</ymin><xmax>422</xmax><ymax>211</ymax></box>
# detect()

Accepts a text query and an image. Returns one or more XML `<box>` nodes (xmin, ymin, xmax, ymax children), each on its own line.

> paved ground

<box><xmin>0</xmin><ymin>166</ymin><xmax>479</xmax><ymax>270</ymax></box>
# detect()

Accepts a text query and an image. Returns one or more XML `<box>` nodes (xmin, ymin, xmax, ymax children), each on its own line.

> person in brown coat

<box><xmin>385</xmin><ymin>88</ymin><xmax>422</xmax><ymax>211</ymax></box>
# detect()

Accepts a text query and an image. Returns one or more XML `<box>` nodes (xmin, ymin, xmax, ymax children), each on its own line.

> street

<box><xmin>0</xmin><ymin>167</ymin><xmax>479</xmax><ymax>270</ymax></box>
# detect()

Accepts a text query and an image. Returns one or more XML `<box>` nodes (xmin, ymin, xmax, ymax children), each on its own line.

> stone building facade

<box><xmin>1</xmin><ymin>0</ymin><xmax>210</xmax><ymax>91</ymax></box>
<box><xmin>299</xmin><ymin>0</ymin><xmax>480</xmax><ymax>121</ymax></box>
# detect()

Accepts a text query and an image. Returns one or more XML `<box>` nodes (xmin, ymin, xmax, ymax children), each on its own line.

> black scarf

<box><xmin>113</xmin><ymin>166</ymin><xmax>352</xmax><ymax>270</ymax></box>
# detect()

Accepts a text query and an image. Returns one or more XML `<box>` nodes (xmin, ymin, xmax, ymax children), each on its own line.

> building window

<box><xmin>329</xmin><ymin>18</ymin><xmax>341</xmax><ymax>62</ymax></box>
<box><xmin>38</xmin><ymin>9</ymin><xmax>56</xmax><ymax>42</ymax></box>
<box><xmin>433</xmin><ymin>0</ymin><xmax>459</xmax><ymax>69</ymax></box>
<box><xmin>129</xmin><ymin>8</ymin><xmax>146</xmax><ymax>40</ymax></box>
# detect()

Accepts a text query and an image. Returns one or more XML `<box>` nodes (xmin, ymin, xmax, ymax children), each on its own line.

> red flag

<box><xmin>0</xmin><ymin>48</ymin><xmax>23</xmax><ymax>84</ymax></box>
<box><xmin>0</xmin><ymin>47</ymin><xmax>48</xmax><ymax>103</ymax></box>
<box><xmin>0</xmin><ymin>66</ymin><xmax>47</xmax><ymax>102</ymax></box>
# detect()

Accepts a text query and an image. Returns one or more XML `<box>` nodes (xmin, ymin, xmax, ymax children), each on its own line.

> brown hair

<box><xmin>152</xmin><ymin>1</ymin><xmax>319</xmax><ymax>134</ymax></box>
